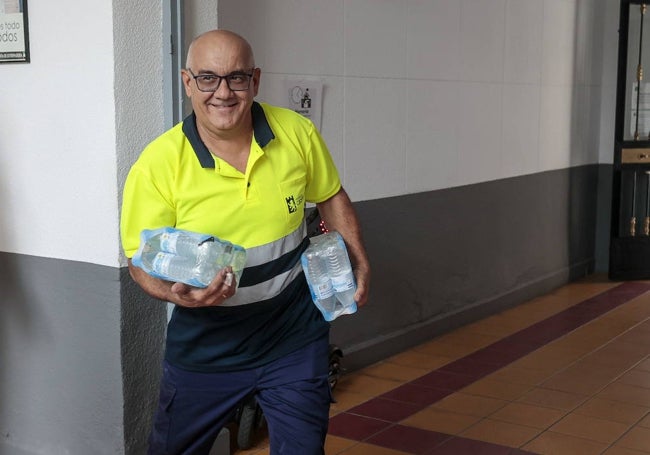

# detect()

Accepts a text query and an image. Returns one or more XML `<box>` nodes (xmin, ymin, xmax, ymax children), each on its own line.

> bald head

<box><xmin>186</xmin><ymin>30</ymin><xmax>255</xmax><ymax>70</ymax></box>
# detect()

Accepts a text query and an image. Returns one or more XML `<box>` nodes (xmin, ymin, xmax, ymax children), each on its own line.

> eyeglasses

<box><xmin>187</xmin><ymin>68</ymin><xmax>255</xmax><ymax>92</ymax></box>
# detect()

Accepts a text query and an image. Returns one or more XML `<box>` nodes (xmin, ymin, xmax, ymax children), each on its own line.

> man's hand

<box><xmin>170</xmin><ymin>267</ymin><xmax>236</xmax><ymax>307</ymax></box>
<box><xmin>128</xmin><ymin>260</ymin><xmax>236</xmax><ymax>307</ymax></box>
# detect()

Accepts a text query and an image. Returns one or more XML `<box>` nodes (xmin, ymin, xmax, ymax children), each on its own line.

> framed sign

<box><xmin>0</xmin><ymin>0</ymin><xmax>29</xmax><ymax>63</ymax></box>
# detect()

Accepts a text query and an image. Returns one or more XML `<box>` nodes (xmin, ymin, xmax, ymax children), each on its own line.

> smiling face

<box><xmin>182</xmin><ymin>31</ymin><xmax>260</xmax><ymax>141</ymax></box>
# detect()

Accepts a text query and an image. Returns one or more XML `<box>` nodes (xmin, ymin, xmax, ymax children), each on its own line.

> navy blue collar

<box><xmin>182</xmin><ymin>101</ymin><xmax>275</xmax><ymax>169</ymax></box>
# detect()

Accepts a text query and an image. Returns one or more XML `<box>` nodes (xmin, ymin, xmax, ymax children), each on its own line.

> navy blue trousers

<box><xmin>147</xmin><ymin>334</ymin><xmax>331</xmax><ymax>455</ymax></box>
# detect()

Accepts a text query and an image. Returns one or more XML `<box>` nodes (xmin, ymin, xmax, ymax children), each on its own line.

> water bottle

<box><xmin>152</xmin><ymin>230</ymin><xmax>204</xmax><ymax>256</ymax></box>
<box><xmin>139</xmin><ymin>250</ymin><xmax>218</xmax><ymax>287</ymax></box>
<box><xmin>303</xmin><ymin>251</ymin><xmax>337</xmax><ymax>312</ymax></box>
<box><xmin>324</xmin><ymin>236</ymin><xmax>356</xmax><ymax>307</ymax></box>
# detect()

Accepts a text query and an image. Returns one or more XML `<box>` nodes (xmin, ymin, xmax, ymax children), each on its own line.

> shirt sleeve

<box><xmin>120</xmin><ymin>163</ymin><xmax>177</xmax><ymax>258</ymax></box>
<box><xmin>304</xmin><ymin>122</ymin><xmax>342</xmax><ymax>204</ymax></box>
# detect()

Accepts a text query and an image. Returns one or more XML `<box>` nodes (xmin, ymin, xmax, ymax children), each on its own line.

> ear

<box><xmin>181</xmin><ymin>69</ymin><xmax>193</xmax><ymax>97</ymax></box>
<box><xmin>251</xmin><ymin>67</ymin><xmax>261</xmax><ymax>97</ymax></box>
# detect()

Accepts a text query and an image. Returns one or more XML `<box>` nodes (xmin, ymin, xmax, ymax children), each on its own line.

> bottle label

<box><xmin>331</xmin><ymin>271</ymin><xmax>355</xmax><ymax>292</ymax></box>
<box><xmin>159</xmin><ymin>232</ymin><xmax>180</xmax><ymax>254</ymax></box>
<box><xmin>314</xmin><ymin>280</ymin><xmax>335</xmax><ymax>299</ymax></box>
<box><xmin>151</xmin><ymin>252</ymin><xmax>174</xmax><ymax>275</ymax></box>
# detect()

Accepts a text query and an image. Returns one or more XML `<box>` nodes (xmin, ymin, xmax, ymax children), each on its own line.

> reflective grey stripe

<box><xmin>221</xmin><ymin>263</ymin><xmax>303</xmax><ymax>307</ymax></box>
<box><xmin>223</xmin><ymin>223</ymin><xmax>307</xmax><ymax>307</ymax></box>
<box><xmin>244</xmin><ymin>223</ymin><xmax>306</xmax><ymax>267</ymax></box>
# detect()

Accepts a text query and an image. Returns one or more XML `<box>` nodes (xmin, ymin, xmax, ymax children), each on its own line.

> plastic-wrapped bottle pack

<box><xmin>301</xmin><ymin>231</ymin><xmax>357</xmax><ymax>321</ymax></box>
<box><xmin>132</xmin><ymin>227</ymin><xmax>246</xmax><ymax>288</ymax></box>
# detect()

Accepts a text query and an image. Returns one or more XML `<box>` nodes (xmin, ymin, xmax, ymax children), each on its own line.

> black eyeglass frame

<box><xmin>186</xmin><ymin>68</ymin><xmax>256</xmax><ymax>92</ymax></box>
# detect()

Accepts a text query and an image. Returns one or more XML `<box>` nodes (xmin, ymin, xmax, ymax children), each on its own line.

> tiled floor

<box><xmin>233</xmin><ymin>276</ymin><xmax>650</xmax><ymax>454</ymax></box>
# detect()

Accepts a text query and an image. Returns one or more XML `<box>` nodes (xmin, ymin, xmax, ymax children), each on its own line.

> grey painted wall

<box><xmin>0</xmin><ymin>164</ymin><xmax>602</xmax><ymax>454</ymax></box>
<box><xmin>0</xmin><ymin>255</ymin><xmax>124</xmax><ymax>454</ymax></box>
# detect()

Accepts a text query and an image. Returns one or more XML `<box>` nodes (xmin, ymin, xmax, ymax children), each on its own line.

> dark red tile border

<box><xmin>327</xmin><ymin>412</ymin><xmax>390</xmax><ymax>441</ymax></box>
<box><xmin>365</xmin><ymin>424</ymin><xmax>450</xmax><ymax>454</ymax></box>
<box><xmin>329</xmin><ymin>282</ymin><xmax>650</xmax><ymax>454</ymax></box>
<box><xmin>425</xmin><ymin>436</ymin><xmax>514</xmax><ymax>454</ymax></box>
<box><xmin>379</xmin><ymin>383</ymin><xmax>452</xmax><ymax>406</ymax></box>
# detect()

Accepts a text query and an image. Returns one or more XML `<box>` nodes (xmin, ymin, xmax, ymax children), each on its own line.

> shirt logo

<box><xmin>285</xmin><ymin>193</ymin><xmax>304</xmax><ymax>214</ymax></box>
<box><xmin>286</xmin><ymin>195</ymin><xmax>297</xmax><ymax>213</ymax></box>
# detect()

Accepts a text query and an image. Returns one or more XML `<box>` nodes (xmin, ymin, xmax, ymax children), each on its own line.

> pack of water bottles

<box><xmin>132</xmin><ymin>227</ymin><xmax>247</xmax><ymax>288</ymax></box>
<box><xmin>301</xmin><ymin>231</ymin><xmax>357</xmax><ymax>321</ymax></box>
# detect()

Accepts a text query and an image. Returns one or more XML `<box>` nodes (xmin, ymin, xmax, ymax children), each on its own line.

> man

<box><xmin>120</xmin><ymin>30</ymin><xmax>370</xmax><ymax>454</ymax></box>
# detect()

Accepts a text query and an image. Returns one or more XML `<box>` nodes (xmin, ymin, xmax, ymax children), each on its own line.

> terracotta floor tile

<box><xmin>462</xmin><ymin>316</ymin><xmax>524</xmax><ymax>338</ymax></box>
<box><xmin>517</xmin><ymin>387</ymin><xmax>589</xmax><ymax>411</ymax></box>
<box><xmin>573</xmin><ymin>397</ymin><xmax>649</xmax><ymax>425</ymax></box>
<box><xmin>401</xmin><ymin>407</ymin><xmax>481</xmax><ymax>435</ymax></box>
<box><xmin>615</xmin><ymin>426</ymin><xmax>650</xmax><ymax>452</ymax></box>
<box><xmin>581</xmin><ymin>342</ymin><xmax>650</xmax><ymax>370</ymax></box>
<box><xmin>636</xmin><ymin>358</ymin><xmax>650</xmax><ymax>372</ymax></box>
<box><xmin>325</xmin><ymin>435</ymin><xmax>357</xmax><ymax>454</ymax></box>
<box><xmin>639</xmin><ymin>413</ymin><xmax>650</xmax><ymax>428</ymax></box>
<box><xmin>511</xmin><ymin>346</ymin><xmax>585</xmax><ymax>372</ymax></box>
<box><xmin>411</xmin><ymin>339</ymin><xmax>481</xmax><ymax>360</ymax></box>
<box><xmin>618</xmin><ymin>369</ymin><xmax>650</xmax><ymax>389</ymax></box>
<box><xmin>615</xmin><ymin>327</ymin><xmax>650</xmax><ymax>348</ymax></box>
<box><xmin>365</xmin><ymin>424</ymin><xmax>449</xmax><ymax>454</ymax></box>
<box><xmin>487</xmin><ymin>364</ymin><xmax>557</xmax><ymax>386</ymax></box>
<box><xmin>360</xmin><ymin>361</ymin><xmax>429</xmax><ymax>383</ymax></box>
<box><xmin>432</xmin><ymin>392</ymin><xmax>508</xmax><ymax>417</ymax></box>
<box><xmin>541</xmin><ymin>363</ymin><xmax>623</xmax><ymax>395</ymax></box>
<box><xmin>429</xmin><ymin>330</ymin><xmax>502</xmax><ymax>351</ymax></box>
<box><xmin>386</xmin><ymin>350</ymin><xmax>453</xmax><ymax>370</ymax></box>
<box><xmin>347</xmin><ymin>397</ymin><xmax>423</xmax><ymax>422</ymax></box>
<box><xmin>549</xmin><ymin>413</ymin><xmax>630</xmax><ymax>444</ymax></box>
<box><xmin>601</xmin><ymin>446</ymin><xmax>650</xmax><ymax>455</ymax></box>
<box><xmin>336</xmin><ymin>374</ymin><xmax>403</xmax><ymax>398</ymax></box>
<box><xmin>337</xmin><ymin>442</ymin><xmax>410</xmax><ymax>455</ymax></box>
<box><xmin>460</xmin><ymin>378</ymin><xmax>533</xmax><ymax>401</ymax></box>
<box><xmin>490</xmin><ymin>402</ymin><xmax>566</xmax><ymax>429</ymax></box>
<box><xmin>461</xmin><ymin>418</ymin><xmax>541</xmax><ymax>447</ymax></box>
<box><xmin>522</xmin><ymin>431</ymin><xmax>608</xmax><ymax>455</ymax></box>
<box><xmin>597</xmin><ymin>382</ymin><xmax>650</xmax><ymax>407</ymax></box>
<box><xmin>320</xmin><ymin>279</ymin><xmax>650</xmax><ymax>455</ymax></box>
<box><xmin>551</xmin><ymin>329</ymin><xmax>623</xmax><ymax>353</ymax></box>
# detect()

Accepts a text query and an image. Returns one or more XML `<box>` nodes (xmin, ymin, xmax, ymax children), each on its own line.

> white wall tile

<box><xmin>501</xmin><ymin>84</ymin><xmax>540</xmax><ymax>176</ymax></box>
<box><xmin>406</xmin><ymin>80</ymin><xmax>460</xmax><ymax>193</ymax></box>
<box><xmin>574</xmin><ymin>0</ymin><xmax>597</xmax><ymax>86</ymax></box>
<box><xmin>344</xmin><ymin>0</ymin><xmax>407</xmax><ymax>78</ymax></box>
<box><xmin>460</xmin><ymin>0</ymin><xmax>506</xmax><ymax>83</ymax></box>
<box><xmin>344</xmin><ymin>78</ymin><xmax>407</xmax><ymax>201</ymax></box>
<box><xmin>539</xmin><ymin>84</ymin><xmax>573</xmax><ymax>171</ymax></box>
<box><xmin>457</xmin><ymin>82</ymin><xmax>503</xmax><ymax>185</ymax></box>
<box><xmin>218</xmin><ymin>0</ymin><xmax>270</xmax><ymax>70</ymax></box>
<box><xmin>504</xmin><ymin>0</ymin><xmax>543</xmax><ymax>84</ymax></box>
<box><xmin>406</xmin><ymin>0</ymin><xmax>461</xmax><ymax>81</ymax></box>
<box><xmin>258</xmin><ymin>0</ymin><xmax>345</xmax><ymax>75</ymax></box>
<box><xmin>542</xmin><ymin>0</ymin><xmax>577</xmax><ymax>86</ymax></box>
